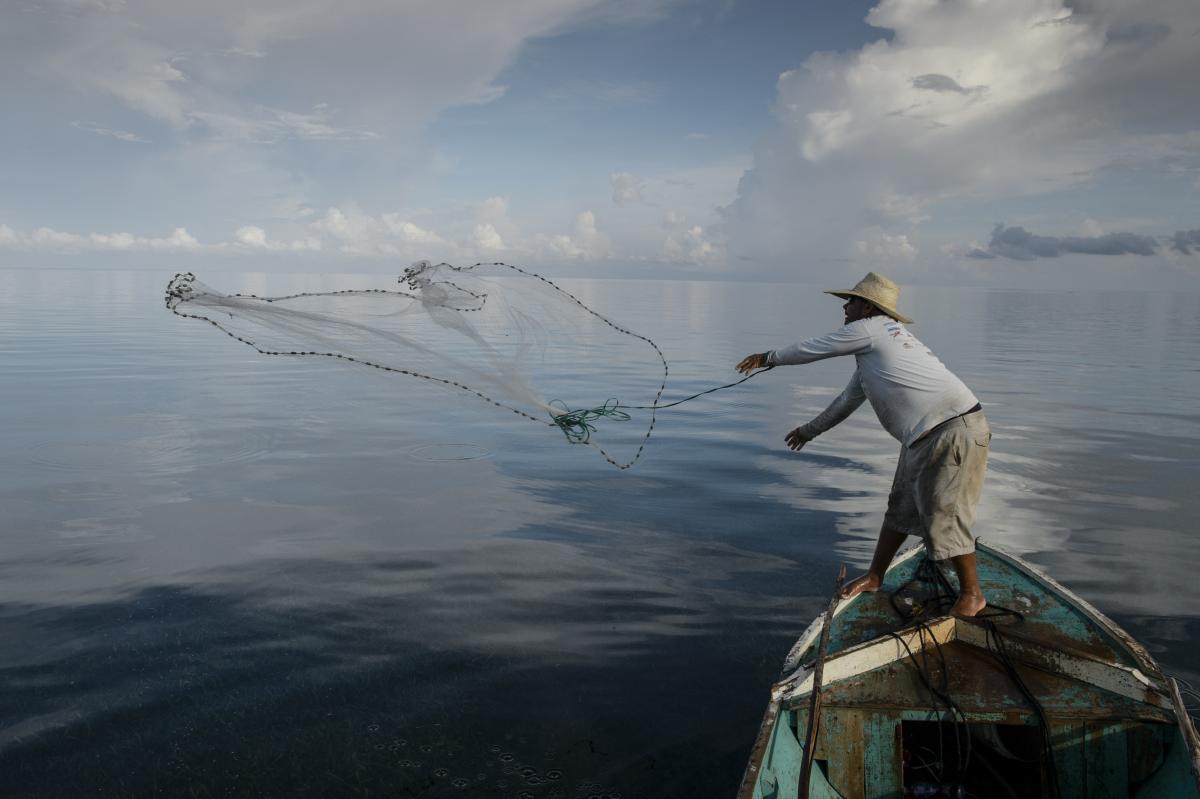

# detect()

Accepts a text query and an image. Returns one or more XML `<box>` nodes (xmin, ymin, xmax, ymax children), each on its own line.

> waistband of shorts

<box><xmin>911</xmin><ymin>403</ymin><xmax>983</xmax><ymax>446</ymax></box>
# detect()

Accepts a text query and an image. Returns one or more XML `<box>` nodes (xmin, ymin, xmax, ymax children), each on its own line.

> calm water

<box><xmin>2</xmin><ymin>268</ymin><xmax>1198</xmax><ymax>797</ymax></box>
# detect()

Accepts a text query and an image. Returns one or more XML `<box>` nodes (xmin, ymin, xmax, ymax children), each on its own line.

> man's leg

<box><xmin>841</xmin><ymin>525</ymin><xmax>908</xmax><ymax>598</ymax></box>
<box><xmin>843</xmin><ymin>443</ymin><xmax>917</xmax><ymax>600</ymax></box>
<box><xmin>928</xmin><ymin>413</ymin><xmax>991</xmax><ymax>617</ymax></box>
<box><xmin>949</xmin><ymin>552</ymin><xmax>986</xmax><ymax>617</ymax></box>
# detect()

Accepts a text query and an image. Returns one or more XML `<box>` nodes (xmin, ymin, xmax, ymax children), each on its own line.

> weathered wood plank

<box><xmin>824</xmin><ymin>709</ymin><xmax>866</xmax><ymax>799</ymax></box>
<box><xmin>863</xmin><ymin>712</ymin><xmax>902</xmax><ymax>799</ymax></box>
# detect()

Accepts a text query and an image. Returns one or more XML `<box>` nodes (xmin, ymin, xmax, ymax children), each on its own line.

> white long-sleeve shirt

<box><xmin>767</xmin><ymin>315</ymin><xmax>978</xmax><ymax>447</ymax></box>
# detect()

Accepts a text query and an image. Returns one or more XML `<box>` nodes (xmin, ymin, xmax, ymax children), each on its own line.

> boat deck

<box><xmin>741</xmin><ymin>542</ymin><xmax>1199</xmax><ymax>799</ymax></box>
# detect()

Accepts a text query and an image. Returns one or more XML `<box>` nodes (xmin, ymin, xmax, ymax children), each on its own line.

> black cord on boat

<box><xmin>888</xmin><ymin>620</ymin><xmax>973</xmax><ymax>779</ymax></box>
<box><xmin>980</xmin><ymin>618</ymin><xmax>1063</xmax><ymax>799</ymax></box>
<box><xmin>883</xmin><ymin>555</ymin><xmax>1063</xmax><ymax>795</ymax></box>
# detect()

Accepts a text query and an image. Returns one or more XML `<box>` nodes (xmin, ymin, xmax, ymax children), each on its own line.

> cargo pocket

<box><xmin>975</xmin><ymin>431</ymin><xmax>992</xmax><ymax>448</ymax></box>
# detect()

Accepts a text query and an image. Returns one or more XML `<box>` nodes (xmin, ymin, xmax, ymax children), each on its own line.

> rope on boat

<box><xmin>886</xmin><ymin>556</ymin><xmax>1062</xmax><ymax>799</ymax></box>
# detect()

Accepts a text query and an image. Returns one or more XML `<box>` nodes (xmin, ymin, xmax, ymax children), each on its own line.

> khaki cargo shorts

<box><xmin>883</xmin><ymin>411</ymin><xmax>991</xmax><ymax>561</ymax></box>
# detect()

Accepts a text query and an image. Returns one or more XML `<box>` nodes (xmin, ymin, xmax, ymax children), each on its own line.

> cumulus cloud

<box><xmin>968</xmin><ymin>223</ymin><xmax>1162</xmax><ymax>260</ymax></box>
<box><xmin>381</xmin><ymin>215</ymin><xmax>445</xmax><ymax>245</ymax></box>
<box><xmin>0</xmin><ymin>225</ymin><xmax>201</xmax><ymax>252</ymax></box>
<box><xmin>854</xmin><ymin>227</ymin><xmax>917</xmax><ymax>261</ymax></box>
<box><xmin>31</xmin><ymin>228</ymin><xmax>86</xmax><ymax>248</ymax></box>
<box><xmin>471</xmin><ymin>223</ymin><xmax>506</xmax><ymax>252</ymax></box>
<box><xmin>229</xmin><ymin>225</ymin><xmax>318</xmax><ymax>251</ymax></box>
<box><xmin>538</xmin><ymin>211</ymin><xmax>611</xmax><ymax>259</ymax></box>
<box><xmin>94</xmin><ymin>226</ymin><xmax>200</xmax><ymax>250</ymax></box>
<box><xmin>721</xmin><ymin>0</ymin><xmax>1200</xmax><ymax>272</ymax></box>
<box><xmin>662</xmin><ymin>211</ymin><xmax>719</xmax><ymax>263</ymax></box>
<box><xmin>610</xmin><ymin>172</ymin><xmax>645</xmax><ymax>205</ymax></box>
<box><xmin>6</xmin><ymin>1</ymin><xmax>673</xmax><ymax>143</ymax></box>
<box><xmin>314</xmin><ymin>207</ymin><xmax>376</xmax><ymax>248</ymax></box>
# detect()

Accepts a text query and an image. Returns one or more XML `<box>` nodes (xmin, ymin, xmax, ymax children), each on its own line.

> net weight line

<box><xmin>165</xmin><ymin>262</ymin><xmax>773</xmax><ymax>470</ymax></box>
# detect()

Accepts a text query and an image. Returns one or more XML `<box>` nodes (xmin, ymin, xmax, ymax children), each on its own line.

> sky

<box><xmin>2</xmin><ymin>0</ymin><xmax>1199</xmax><ymax>285</ymax></box>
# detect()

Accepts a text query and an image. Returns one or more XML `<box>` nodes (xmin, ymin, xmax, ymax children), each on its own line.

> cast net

<box><xmin>165</xmin><ymin>261</ymin><xmax>671</xmax><ymax>469</ymax></box>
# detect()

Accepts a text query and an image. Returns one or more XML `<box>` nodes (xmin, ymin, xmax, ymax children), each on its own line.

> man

<box><xmin>736</xmin><ymin>272</ymin><xmax>991</xmax><ymax>617</ymax></box>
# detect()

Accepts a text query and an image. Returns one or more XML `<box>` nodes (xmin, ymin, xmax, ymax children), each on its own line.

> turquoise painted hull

<box><xmin>739</xmin><ymin>541</ymin><xmax>1200</xmax><ymax>799</ymax></box>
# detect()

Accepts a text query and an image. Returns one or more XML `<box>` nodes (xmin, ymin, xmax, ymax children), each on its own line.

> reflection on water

<box><xmin>1</xmin><ymin>268</ymin><xmax>1197</xmax><ymax>796</ymax></box>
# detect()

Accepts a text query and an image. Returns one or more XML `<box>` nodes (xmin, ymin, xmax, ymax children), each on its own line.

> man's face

<box><xmin>843</xmin><ymin>296</ymin><xmax>873</xmax><ymax>324</ymax></box>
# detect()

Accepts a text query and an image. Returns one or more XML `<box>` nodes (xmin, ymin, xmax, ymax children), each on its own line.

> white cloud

<box><xmin>8</xmin><ymin>1</ymin><xmax>674</xmax><ymax>144</ymax></box>
<box><xmin>233</xmin><ymin>224</ymin><xmax>320</xmax><ymax>252</ymax></box>
<box><xmin>662</xmin><ymin>211</ymin><xmax>719</xmax><ymax>263</ymax></box>
<box><xmin>853</xmin><ymin>227</ymin><xmax>917</xmax><ymax>261</ymax></box>
<box><xmin>471</xmin><ymin>222</ymin><xmax>506</xmax><ymax>252</ymax></box>
<box><xmin>105</xmin><ymin>227</ymin><xmax>200</xmax><ymax>250</ymax></box>
<box><xmin>538</xmin><ymin>210</ymin><xmax>610</xmax><ymax>258</ymax></box>
<box><xmin>722</xmin><ymin>0</ymin><xmax>1200</xmax><ymax>273</ymax></box>
<box><xmin>31</xmin><ymin>227</ymin><xmax>86</xmax><ymax>249</ymax></box>
<box><xmin>313</xmin><ymin>206</ymin><xmax>380</xmax><ymax>252</ymax></box>
<box><xmin>610</xmin><ymin>172</ymin><xmax>645</xmax><ymax>205</ymax></box>
<box><xmin>1</xmin><ymin>225</ymin><xmax>201</xmax><ymax>253</ymax></box>
<box><xmin>235</xmin><ymin>225</ymin><xmax>269</xmax><ymax>248</ymax></box>
<box><xmin>381</xmin><ymin>215</ymin><xmax>445</xmax><ymax>245</ymax></box>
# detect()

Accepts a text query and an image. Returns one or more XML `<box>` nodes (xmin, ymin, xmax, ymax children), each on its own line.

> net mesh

<box><xmin>165</xmin><ymin>261</ymin><xmax>668</xmax><ymax>469</ymax></box>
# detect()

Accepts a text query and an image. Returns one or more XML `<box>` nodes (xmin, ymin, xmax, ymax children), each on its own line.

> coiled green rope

<box><xmin>548</xmin><ymin>399</ymin><xmax>631</xmax><ymax>444</ymax></box>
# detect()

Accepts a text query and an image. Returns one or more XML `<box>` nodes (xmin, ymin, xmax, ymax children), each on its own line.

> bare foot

<box><xmin>950</xmin><ymin>592</ymin><xmax>987</xmax><ymax>618</ymax></box>
<box><xmin>840</xmin><ymin>573</ymin><xmax>882</xmax><ymax>600</ymax></box>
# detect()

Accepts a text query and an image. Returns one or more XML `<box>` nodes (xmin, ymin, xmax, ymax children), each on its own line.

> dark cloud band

<box><xmin>1170</xmin><ymin>229</ymin><xmax>1200</xmax><ymax>255</ymax></box>
<box><xmin>968</xmin><ymin>223</ymin><xmax>1191</xmax><ymax>261</ymax></box>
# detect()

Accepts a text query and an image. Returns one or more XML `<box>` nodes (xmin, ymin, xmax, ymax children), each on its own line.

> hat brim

<box><xmin>825</xmin><ymin>289</ymin><xmax>913</xmax><ymax>324</ymax></box>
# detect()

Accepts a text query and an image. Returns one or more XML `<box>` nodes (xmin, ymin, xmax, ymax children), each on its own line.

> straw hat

<box><xmin>825</xmin><ymin>272</ymin><xmax>913</xmax><ymax>324</ymax></box>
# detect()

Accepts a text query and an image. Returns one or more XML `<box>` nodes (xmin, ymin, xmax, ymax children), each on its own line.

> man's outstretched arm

<box><xmin>785</xmin><ymin>371</ymin><xmax>866</xmax><ymax>451</ymax></box>
<box><xmin>736</xmin><ymin>323</ymin><xmax>873</xmax><ymax>376</ymax></box>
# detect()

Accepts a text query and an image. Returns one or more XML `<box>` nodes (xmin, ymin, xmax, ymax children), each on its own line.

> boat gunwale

<box><xmin>1172</xmin><ymin>678</ymin><xmax>1200</xmax><ymax>788</ymax></box>
<box><xmin>779</xmin><ymin>544</ymin><xmax>927</xmax><ymax>679</ymax></box>
<box><xmin>977</xmin><ymin>538</ymin><xmax>1163</xmax><ymax>679</ymax></box>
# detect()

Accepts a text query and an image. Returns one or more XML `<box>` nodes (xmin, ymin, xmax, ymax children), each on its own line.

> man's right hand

<box><xmin>736</xmin><ymin>352</ymin><xmax>770</xmax><ymax>375</ymax></box>
<box><xmin>785</xmin><ymin>427</ymin><xmax>812</xmax><ymax>451</ymax></box>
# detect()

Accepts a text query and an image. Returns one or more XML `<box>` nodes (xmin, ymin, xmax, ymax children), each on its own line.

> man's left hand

<box><xmin>785</xmin><ymin>427</ymin><xmax>812</xmax><ymax>451</ymax></box>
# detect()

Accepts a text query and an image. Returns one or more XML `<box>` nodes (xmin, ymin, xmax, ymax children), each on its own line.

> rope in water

<box><xmin>546</xmin><ymin>367</ymin><xmax>774</xmax><ymax>442</ymax></box>
<box><xmin>166</xmin><ymin>262</ymin><xmax>773</xmax><ymax>470</ymax></box>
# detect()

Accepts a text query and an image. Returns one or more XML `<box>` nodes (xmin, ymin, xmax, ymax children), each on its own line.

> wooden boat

<box><xmin>738</xmin><ymin>540</ymin><xmax>1200</xmax><ymax>799</ymax></box>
